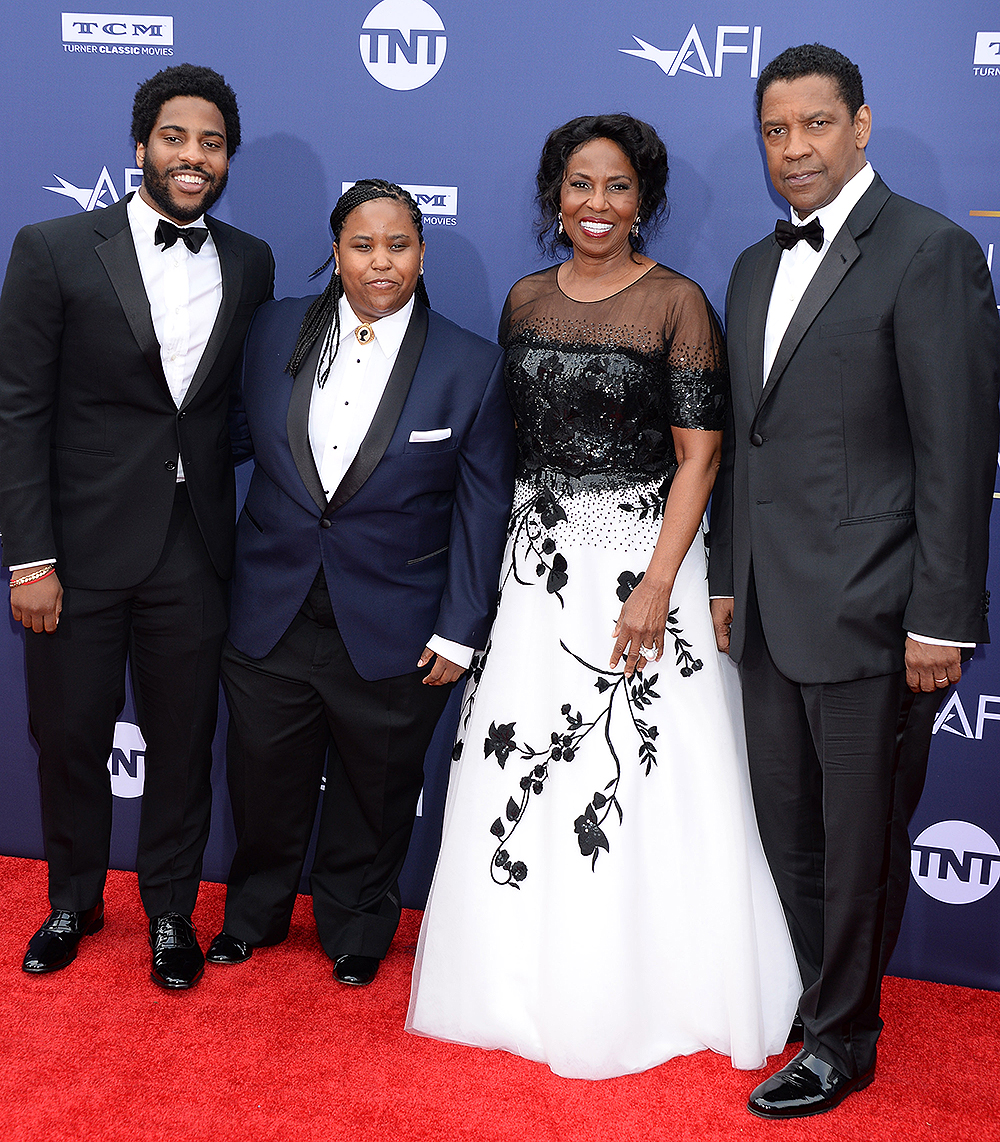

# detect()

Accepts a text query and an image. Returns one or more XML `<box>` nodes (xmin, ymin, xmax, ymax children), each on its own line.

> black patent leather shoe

<box><xmin>786</xmin><ymin>1015</ymin><xmax>804</xmax><ymax>1044</ymax></box>
<box><xmin>747</xmin><ymin>1050</ymin><xmax>875</xmax><ymax>1119</ymax></box>
<box><xmin>333</xmin><ymin>954</ymin><xmax>380</xmax><ymax>986</ymax></box>
<box><xmin>149</xmin><ymin>913</ymin><xmax>204</xmax><ymax>989</ymax></box>
<box><xmin>22</xmin><ymin>903</ymin><xmax>105</xmax><ymax>973</ymax></box>
<box><xmin>206</xmin><ymin>931</ymin><xmax>252</xmax><ymax>965</ymax></box>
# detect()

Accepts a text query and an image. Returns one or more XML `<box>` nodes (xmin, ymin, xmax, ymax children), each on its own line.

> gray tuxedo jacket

<box><xmin>709</xmin><ymin>176</ymin><xmax>1000</xmax><ymax>683</ymax></box>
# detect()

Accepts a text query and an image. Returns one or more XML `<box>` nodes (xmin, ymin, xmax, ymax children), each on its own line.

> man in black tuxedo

<box><xmin>0</xmin><ymin>64</ymin><xmax>274</xmax><ymax>989</ymax></box>
<box><xmin>709</xmin><ymin>44</ymin><xmax>999</xmax><ymax>1117</ymax></box>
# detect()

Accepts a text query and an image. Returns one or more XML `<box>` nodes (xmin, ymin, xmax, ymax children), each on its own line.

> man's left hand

<box><xmin>905</xmin><ymin>637</ymin><xmax>961</xmax><ymax>693</ymax></box>
<box><xmin>417</xmin><ymin>647</ymin><xmax>465</xmax><ymax>686</ymax></box>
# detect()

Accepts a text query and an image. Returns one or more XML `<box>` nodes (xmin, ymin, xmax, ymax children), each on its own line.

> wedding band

<box><xmin>934</xmin><ymin>677</ymin><xmax>949</xmax><ymax>684</ymax></box>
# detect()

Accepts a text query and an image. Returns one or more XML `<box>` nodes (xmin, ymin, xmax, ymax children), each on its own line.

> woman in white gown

<box><xmin>407</xmin><ymin>115</ymin><xmax>800</xmax><ymax>1079</ymax></box>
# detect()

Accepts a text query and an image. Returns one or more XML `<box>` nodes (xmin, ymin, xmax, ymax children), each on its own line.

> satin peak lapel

<box><xmin>286</xmin><ymin>328</ymin><xmax>328</xmax><ymax>513</ymax></box>
<box><xmin>182</xmin><ymin>219</ymin><xmax>244</xmax><ymax>408</ymax></box>
<box><xmin>326</xmin><ymin>302</ymin><xmax>428</xmax><ymax>516</ymax></box>
<box><xmin>94</xmin><ymin>202</ymin><xmax>168</xmax><ymax>393</ymax></box>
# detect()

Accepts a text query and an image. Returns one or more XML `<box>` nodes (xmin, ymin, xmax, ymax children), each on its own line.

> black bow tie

<box><xmin>154</xmin><ymin>218</ymin><xmax>209</xmax><ymax>254</ymax></box>
<box><xmin>774</xmin><ymin>217</ymin><xmax>824</xmax><ymax>252</ymax></box>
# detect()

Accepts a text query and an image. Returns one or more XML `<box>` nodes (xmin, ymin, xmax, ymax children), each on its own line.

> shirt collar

<box><xmin>128</xmin><ymin>189</ymin><xmax>206</xmax><ymax>243</ymax></box>
<box><xmin>338</xmin><ymin>293</ymin><xmax>415</xmax><ymax>359</ymax></box>
<box><xmin>789</xmin><ymin>161</ymin><xmax>875</xmax><ymax>241</ymax></box>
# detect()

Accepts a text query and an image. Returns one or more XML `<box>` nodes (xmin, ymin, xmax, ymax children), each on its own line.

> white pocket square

<box><xmin>408</xmin><ymin>428</ymin><xmax>452</xmax><ymax>442</ymax></box>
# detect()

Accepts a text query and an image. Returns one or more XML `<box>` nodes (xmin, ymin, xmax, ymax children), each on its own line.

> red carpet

<box><xmin>0</xmin><ymin>855</ymin><xmax>996</xmax><ymax>1142</ymax></box>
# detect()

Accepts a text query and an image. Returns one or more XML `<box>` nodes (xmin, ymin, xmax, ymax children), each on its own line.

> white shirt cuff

<box><xmin>908</xmin><ymin>632</ymin><xmax>976</xmax><ymax>649</ymax></box>
<box><xmin>425</xmin><ymin>634</ymin><xmax>475</xmax><ymax>671</ymax></box>
<box><xmin>9</xmin><ymin>559</ymin><xmax>57</xmax><ymax>572</ymax></box>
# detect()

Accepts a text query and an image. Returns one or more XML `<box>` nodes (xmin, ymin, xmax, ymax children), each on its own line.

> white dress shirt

<box><xmin>12</xmin><ymin>192</ymin><xmax>223</xmax><ymax>571</ymax></box>
<box><xmin>759</xmin><ymin>162</ymin><xmax>970</xmax><ymax>649</ymax></box>
<box><xmin>309</xmin><ymin>294</ymin><xmax>474</xmax><ymax>670</ymax></box>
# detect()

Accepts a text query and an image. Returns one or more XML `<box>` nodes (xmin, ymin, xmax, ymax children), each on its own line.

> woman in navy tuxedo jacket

<box><xmin>207</xmin><ymin>181</ymin><xmax>516</xmax><ymax>986</ymax></box>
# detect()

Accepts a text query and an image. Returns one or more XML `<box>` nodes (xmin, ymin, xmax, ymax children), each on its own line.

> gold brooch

<box><xmin>355</xmin><ymin>323</ymin><xmax>374</xmax><ymax>345</ymax></box>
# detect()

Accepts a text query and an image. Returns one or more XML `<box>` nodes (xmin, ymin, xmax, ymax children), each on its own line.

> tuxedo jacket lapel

<box><xmin>286</xmin><ymin>333</ymin><xmax>328</xmax><ymax>512</ymax></box>
<box><xmin>182</xmin><ymin>218</ymin><xmax>245</xmax><ymax>408</ymax></box>
<box><xmin>93</xmin><ymin>201</ymin><xmax>168</xmax><ymax>393</ymax></box>
<box><xmin>757</xmin><ymin>177</ymin><xmax>892</xmax><ymax>413</ymax></box>
<box><xmin>746</xmin><ymin>243</ymin><xmax>780</xmax><ymax>405</ymax></box>
<box><xmin>326</xmin><ymin>301</ymin><xmax>428</xmax><ymax>516</ymax></box>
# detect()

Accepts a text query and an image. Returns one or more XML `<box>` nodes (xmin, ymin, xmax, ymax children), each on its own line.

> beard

<box><xmin>140</xmin><ymin>153</ymin><xmax>228</xmax><ymax>224</ymax></box>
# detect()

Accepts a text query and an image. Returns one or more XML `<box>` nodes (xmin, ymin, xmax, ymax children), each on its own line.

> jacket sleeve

<box><xmin>0</xmin><ymin>225</ymin><xmax>63</xmax><ymax>567</ymax></box>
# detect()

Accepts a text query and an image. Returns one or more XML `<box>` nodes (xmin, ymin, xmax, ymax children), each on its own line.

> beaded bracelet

<box><xmin>9</xmin><ymin>565</ymin><xmax>56</xmax><ymax>589</ymax></box>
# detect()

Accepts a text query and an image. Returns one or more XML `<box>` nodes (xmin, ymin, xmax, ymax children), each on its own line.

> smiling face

<box><xmin>334</xmin><ymin>198</ymin><xmax>425</xmax><ymax>323</ymax></box>
<box><xmin>760</xmin><ymin>74</ymin><xmax>871</xmax><ymax>219</ymax></box>
<box><xmin>135</xmin><ymin>95</ymin><xmax>229</xmax><ymax>224</ymax></box>
<box><xmin>559</xmin><ymin>137</ymin><xmax>641</xmax><ymax>260</ymax></box>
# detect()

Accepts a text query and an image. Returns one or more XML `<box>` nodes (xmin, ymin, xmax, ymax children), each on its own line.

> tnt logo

<box><xmin>62</xmin><ymin>13</ymin><xmax>174</xmax><ymax>45</ymax></box>
<box><xmin>621</xmin><ymin>23</ymin><xmax>762</xmax><ymax>78</ymax></box>
<box><xmin>108</xmin><ymin>721</ymin><xmax>146</xmax><ymax>799</ymax></box>
<box><xmin>911</xmin><ymin>820</ymin><xmax>1000</xmax><ymax>904</ymax></box>
<box><xmin>974</xmin><ymin>33</ymin><xmax>1000</xmax><ymax>65</ymax></box>
<box><xmin>360</xmin><ymin>0</ymin><xmax>446</xmax><ymax>91</ymax></box>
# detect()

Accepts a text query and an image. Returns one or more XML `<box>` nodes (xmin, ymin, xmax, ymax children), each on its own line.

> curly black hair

<box><xmin>286</xmin><ymin>179</ymin><xmax>429</xmax><ymax>379</ymax></box>
<box><xmin>755</xmin><ymin>44</ymin><xmax>865</xmax><ymax>123</ymax></box>
<box><xmin>131</xmin><ymin>64</ymin><xmax>241</xmax><ymax>157</ymax></box>
<box><xmin>535</xmin><ymin>114</ymin><xmax>669</xmax><ymax>256</ymax></box>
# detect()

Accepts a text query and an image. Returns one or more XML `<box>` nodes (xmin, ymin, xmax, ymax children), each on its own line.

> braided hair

<box><xmin>286</xmin><ymin>179</ymin><xmax>430</xmax><ymax>380</ymax></box>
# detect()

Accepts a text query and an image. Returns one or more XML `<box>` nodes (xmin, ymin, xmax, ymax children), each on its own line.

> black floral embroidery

<box><xmin>484</xmin><ymin>579</ymin><xmax>702</xmax><ymax>883</ymax></box>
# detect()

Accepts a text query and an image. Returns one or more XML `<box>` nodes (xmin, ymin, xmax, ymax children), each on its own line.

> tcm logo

<box><xmin>108</xmin><ymin>721</ymin><xmax>146</xmax><ymax>799</ymax></box>
<box><xmin>933</xmin><ymin>691</ymin><xmax>1000</xmax><ymax>739</ymax></box>
<box><xmin>44</xmin><ymin>166</ymin><xmax>142</xmax><ymax>211</ymax></box>
<box><xmin>360</xmin><ymin>0</ymin><xmax>446</xmax><ymax>91</ymax></box>
<box><xmin>62</xmin><ymin>12</ymin><xmax>174</xmax><ymax>45</ymax></box>
<box><xmin>341</xmin><ymin>182</ymin><xmax>458</xmax><ymax>222</ymax></box>
<box><xmin>911</xmin><ymin>821</ymin><xmax>1000</xmax><ymax>905</ymax></box>
<box><xmin>621</xmin><ymin>23</ymin><xmax>762</xmax><ymax>79</ymax></box>
<box><xmin>974</xmin><ymin>32</ymin><xmax>1000</xmax><ymax>74</ymax></box>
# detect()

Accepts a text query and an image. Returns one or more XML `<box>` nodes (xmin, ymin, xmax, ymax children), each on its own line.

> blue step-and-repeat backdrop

<box><xmin>1</xmin><ymin>2</ymin><xmax>998</xmax><ymax>988</ymax></box>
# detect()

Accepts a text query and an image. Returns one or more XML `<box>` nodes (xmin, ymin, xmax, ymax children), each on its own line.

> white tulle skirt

<box><xmin>407</xmin><ymin>482</ymin><xmax>800</xmax><ymax>1079</ymax></box>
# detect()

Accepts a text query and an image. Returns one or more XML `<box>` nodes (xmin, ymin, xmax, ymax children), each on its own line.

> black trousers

<box><xmin>25</xmin><ymin>486</ymin><xmax>227</xmax><ymax>918</ymax></box>
<box><xmin>740</xmin><ymin>574</ymin><xmax>945</xmax><ymax>1079</ymax></box>
<box><xmin>220</xmin><ymin>572</ymin><xmax>453</xmax><ymax>960</ymax></box>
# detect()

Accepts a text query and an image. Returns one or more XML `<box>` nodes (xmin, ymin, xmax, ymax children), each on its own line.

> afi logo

<box><xmin>621</xmin><ymin>23</ymin><xmax>762</xmax><ymax>78</ymax></box>
<box><xmin>360</xmin><ymin>0</ymin><xmax>446</xmax><ymax>91</ymax></box>
<box><xmin>341</xmin><ymin>182</ymin><xmax>458</xmax><ymax>218</ymax></box>
<box><xmin>933</xmin><ymin>691</ymin><xmax>1000</xmax><ymax>740</ymax></box>
<box><xmin>108</xmin><ymin>721</ymin><xmax>146</xmax><ymax>799</ymax></box>
<box><xmin>62</xmin><ymin>13</ymin><xmax>174</xmax><ymax>45</ymax></box>
<box><xmin>973</xmin><ymin>32</ymin><xmax>1000</xmax><ymax>65</ymax></box>
<box><xmin>911</xmin><ymin>821</ymin><xmax>1000</xmax><ymax>904</ymax></box>
<box><xmin>44</xmin><ymin>166</ymin><xmax>142</xmax><ymax>211</ymax></box>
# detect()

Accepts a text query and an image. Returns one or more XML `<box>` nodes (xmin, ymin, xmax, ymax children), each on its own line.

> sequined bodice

<box><xmin>499</xmin><ymin>265</ymin><xmax>727</xmax><ymax>485</ymax></box>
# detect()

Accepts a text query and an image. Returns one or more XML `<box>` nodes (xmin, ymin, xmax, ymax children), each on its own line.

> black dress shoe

<box><xmin>206</xmin><ymin>931</ymin><xmax>252</xmax><ymax>965</ymax></box>
<box><xmin>333</xmin><ymin>954</ymin><xmax>380</xmax><ymax>986</ymax></box>
<box><xmin>149</xmin><ymin>913</ymin><xmax>204</xmax><ymax>990</ymax></box>
<box><xmin>786</xmin><ymin>1015</ymin><xmax>804</xmax><ymax>1044</ymax></box>
<box><xmin>747</xmin><ymin>1049</ymin><xmax>875</xmax><ymax>1119</ymax></box>
<box><xmin>22</xmin><ymin>903</ymin><xmax>105</xmax><ymax>973</ymax></box>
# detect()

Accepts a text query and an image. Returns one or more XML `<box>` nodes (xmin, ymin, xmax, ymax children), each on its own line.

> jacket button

<box><xmin>320</xmin><ymin>518</ymin><xmax>332</xmax><ymax>529</ymax></box>
<box><xmin>164</xmin><ymin>459</ymin><xmax>177</xmax><ymax>471</ymax></box>
<box><xmin>177</xmin><ymin>411</ymin><xmax>186</xmax><ymax>420</ymax></box>
<box><xmin>750</xmin><ymin>432</ymin><xmax>764</xmax><ymax>447</ymax></box>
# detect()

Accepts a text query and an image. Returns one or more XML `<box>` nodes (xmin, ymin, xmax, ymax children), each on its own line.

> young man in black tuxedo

<box><xmin>710</xmin><ymin>44</ymin><xmax>999</xmax><ymax>1116</ymax></box>
<box><xmin>0</xmin><ymin>64</ymin><xmax>274</xmax><ymax>989</ymax></box>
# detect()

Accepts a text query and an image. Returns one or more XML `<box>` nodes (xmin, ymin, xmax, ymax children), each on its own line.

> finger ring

<box><xmin>639</xmin><ymin>647</ymin><xmax>656</xmax><ymax>657</ymax></box>
<box><xmin>934</xmin><ymin>678</ymin><xmax>949</xmax><ymax>684</ymax></box>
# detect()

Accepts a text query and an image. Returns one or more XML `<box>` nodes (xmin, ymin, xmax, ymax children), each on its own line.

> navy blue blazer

<box><xmin>228</xmin><ymin>296</ymin><xmax>516</xmax><ymax>681</ymax></box>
